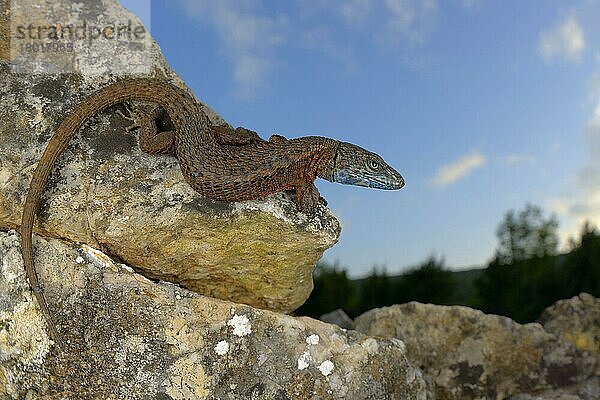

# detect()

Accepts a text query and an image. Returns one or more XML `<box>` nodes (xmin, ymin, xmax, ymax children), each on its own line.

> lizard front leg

<box><xmin>295</xmin><ymin>182</ymin><xmax>322</xmax><ymax>212</ymax></box>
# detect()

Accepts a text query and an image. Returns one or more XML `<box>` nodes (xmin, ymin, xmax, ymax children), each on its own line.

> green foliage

<box><xmin>295</xmin><ymin>262</ymin><xmax>355</xmax><ymax>318</ymax></box>
<box><xmin>393</xmin><ymin>256</ymin><xmax>455</xmax><ymax>305</ymax></box>
<box><xmin>298</xmin><ymin>205</ymin><xmax>599</xmax><ymax>324</ymax></box>
<box><xmin>562</xmin><ymin>223</ymin><xmax>600</xmax><ymax>297</ymax></box>
<box><xmin>476</xmin><ymin>213</ymin><xmax>599</xmax><ymax>322</ymax></box>
<box><xmin>475</xmin><ymin>255</ymin><xmax>562</xmax><ymax>322</ymax></box>
<box><xmin>495</xmin><ymin>203</ymin><xmax>559</xmax><ymax>264</ymax></box>
<box><xmin>353</xmin><ymin>266</ymin><xmax>394</xmax><ymax>315</ymax></box>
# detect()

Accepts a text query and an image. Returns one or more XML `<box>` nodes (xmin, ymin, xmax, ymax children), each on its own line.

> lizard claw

<box><xmin>121</xmin><ymin>104</ymin><xmax>163</xmax><ymax>133</ymax></box>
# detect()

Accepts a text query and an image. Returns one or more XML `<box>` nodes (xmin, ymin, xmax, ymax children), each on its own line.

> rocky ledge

<box><xmin>355</xmin><ymin>298</ymin><xmax>599</xmax><ymax>400</ymax></box>
<box><xmin>0</xmin><ymin>231</ymin><xmax>425</xmax><ymax>399</ymax></box>
<box><xmin>0</xmin><ymin>0</ymin><xmax>340</xmax><ymax>313</ymax></box>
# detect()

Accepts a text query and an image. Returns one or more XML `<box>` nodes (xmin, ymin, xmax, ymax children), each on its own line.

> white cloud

<box><xmin>340</xmin><ymin>0</ymin><xmax>373</xmax><ymax>25</ymax></box>
<box><xmin>383</xmin><ymin>0</ymin><xmax>439</xmax><ymax>44</ymax></box>
<box><xmin>178</xmin><ymin>0</ymin><xmax>287</xmax><ymax>98</ymax></box>
<box><xmin>539</xmin><ymin>15</ymin><xmax>585</xmax><ymax>63</ymax></box>
<box><xmin>430</xmin><ymin>151</ymin><xmax>486</xmax><ymax>187</ymax></box>
<box><xmin>551</xmin><ymin>97</ymin><xmax>600</xmax><ymax>245</ymax></box>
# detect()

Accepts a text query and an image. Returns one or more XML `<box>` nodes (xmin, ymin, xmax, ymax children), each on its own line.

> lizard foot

<box><xmin>135</xmin><ymin>104</ymin><xmax>175</xmax><ymax>155</ymax></box>
<box><xmin>120</xmin><ymin>103</ymin><xmax>153</xmax><ymax>132</ymax></box>
<box><xmin>121</xmin><ymin>103</ymin><xmax>173</xmax><ymax>133</ymax></box>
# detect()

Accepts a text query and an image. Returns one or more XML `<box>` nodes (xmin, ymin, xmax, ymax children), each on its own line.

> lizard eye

<box><xmin>367</xmin><ymin>160</ymin><xmax>380</xmax><ymax>171</ymax></box>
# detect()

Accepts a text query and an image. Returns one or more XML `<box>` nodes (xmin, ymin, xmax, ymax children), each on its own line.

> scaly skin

<box><xmin>20</xmin><ymin>78</ymin><xmax>404</xmax><ymax>345</ymax></box>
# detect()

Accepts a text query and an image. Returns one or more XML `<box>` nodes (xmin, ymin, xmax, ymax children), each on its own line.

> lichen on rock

<box><xmin>0</xmin><ymin>0</ymin><xmax>340</xmax><ymax>313</ymax></box>
<box><xmin>355</xmin><ymin>302</ymin><xmax>598</xmax><ymax>400</ymax></box>
<box><xmin>0</xmin><ymin>231</ymin><xmax>426</xmax><ymax>399</ymax></box>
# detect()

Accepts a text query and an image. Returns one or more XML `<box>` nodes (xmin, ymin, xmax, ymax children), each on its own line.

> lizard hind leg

<box><xmin>133</xmin><ymin>104</ymin><xmax>176</xmax><ymax>155</ymax></box>
<box><xmin>210</xmin><ymin>125</ymin><xmax>265</xmax><ymax>146</ymax></box>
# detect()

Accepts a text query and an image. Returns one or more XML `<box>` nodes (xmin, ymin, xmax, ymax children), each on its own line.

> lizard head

<box><xmin>320</xmin><ymin>142</ymin><xmax>405</xmax><ymax>190</ymax></box>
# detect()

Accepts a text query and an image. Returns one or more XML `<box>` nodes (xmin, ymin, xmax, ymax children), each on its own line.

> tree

<box><xmin>354</xmin><ymin>266</ymin><xmax>394</xmax><ymax>315</ymax></box>
<box><xmin>562</xmin><ymin>222</ymin><xmax>600</xmax><ymax>297</ymax></box>
<box><xmin>476</xmin><ymin>204</ymin><xmax>563</xmax><ymax>322</ymax></box>
<box><xmin>393</xmin><ymin>256</ymin><xmax>455</xmax><ymax>305</ymax></box>
<box><xmin>295</xmin><ymin>262</ymin><xmax>356</xmax><ymax>318</ymax></box>
<box><xmin>495</xmin><ymin>204</ymin><xmax>559</xmax><ymax>264</ymax></box>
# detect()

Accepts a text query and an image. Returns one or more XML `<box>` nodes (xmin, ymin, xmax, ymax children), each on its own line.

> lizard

<box><xmin>20</xmin><ymin>78</ymin><xmax>405</xmax><ymax>344</ymax></box>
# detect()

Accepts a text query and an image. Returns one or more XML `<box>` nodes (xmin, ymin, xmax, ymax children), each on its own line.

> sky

<box><xmin>123</xmin><ymin>0</ymin><xmax>600</xmax><ymax>277</ymax></box>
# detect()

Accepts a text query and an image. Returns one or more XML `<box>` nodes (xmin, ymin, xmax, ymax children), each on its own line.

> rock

<box><xmin>355</xmin><ymin>302</ymin><xmax>597</xmax><ymax>400</ymax></box>
<box><xmin>320</xmin><ymin>309</ymin><xmax>355</xmax><ymax>330</ymax></box>
<box><xmin>538</xmin><ymin>293</ymin><xmax>600</xmax><ymax>358</ymax></box>
<box><xmin>509</xmin><ymin>376</ymin><xmax>600</xmax><ymax>400</ymax></box>
<box><xmin>0</xmin><ymin>231</ymin><xmax>426</xmax><ymax>399</ymax></box>
<box><xmin>0</xmin><ymin>0</ymin><xmax>340</xmax><ymax>313</ymax></box>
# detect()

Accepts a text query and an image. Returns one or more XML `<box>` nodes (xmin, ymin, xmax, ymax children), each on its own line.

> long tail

<box><xmin>20</xmin><ymin>79</ymin><xmax>189</xmax><ymax>343</ymax></box>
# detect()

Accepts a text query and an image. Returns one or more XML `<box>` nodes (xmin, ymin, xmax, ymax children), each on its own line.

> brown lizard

<box><xmin>20</xmin><ymin>78</ymin><xmax>405</xmax><ymax>344</ymax></box>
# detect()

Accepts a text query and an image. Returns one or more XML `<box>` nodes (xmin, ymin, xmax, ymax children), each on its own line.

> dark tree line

<box><xmin>298</xmin><ymin>255</ymin><xmax>455</xmax><ymax>318</ymax></box>
<box><xmin>296</xmin><ymin>204</ymin><xmax>600</xmax><ymax>322</ymax></box>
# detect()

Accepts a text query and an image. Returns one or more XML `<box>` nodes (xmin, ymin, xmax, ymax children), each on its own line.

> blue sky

<box><xmin>124</xmin><ymin>0</ymin><xmax>600</xmax><ymax>276</ymax></box>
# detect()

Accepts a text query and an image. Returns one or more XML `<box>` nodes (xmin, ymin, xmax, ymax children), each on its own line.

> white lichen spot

<box><xmin>214</xmin><ymin>340</ymin><xmax>229</xmax><ymax>356</ymax></box>
<box><xmin>306</xmin><ymin>334</ymin><xmax>320</xmax><ymax>345</ymax></box>
<box><xmin>75</xmin><ymin>256</ymin><xmax>85</xmax><ymax>264</ymax></box>
<box><xmin>227</xmin><ymin>314</ymin><xmax>252</xmax><ymax>336</ymax></box>
<box><xmin>297</xmin><ymin>351</ymin><xmax>311</xmax><ymax>370</ymax></box>
<box><xmin>318</xmin><ymin>360</ymin><xmax>334</xmax><ymax>376</ymax></box>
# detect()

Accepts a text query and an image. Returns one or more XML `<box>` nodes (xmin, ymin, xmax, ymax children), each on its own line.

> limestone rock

<box><xmin>355</xmin><ymin>302</ymin><xmax>597</xmax><ymax>400</ymax></box>
<box><xmin>538</xmin><ymin>293</ymin><xmax>600</xmax><ymax>358</ymax></box>
<box><xmin>0</xmin><ymin>0</ymin><xmax>340</xmax><ymax>313</ymax></box>
<box><xmin>0</xmin><ymin>231</ymin><xmax>426</xmax><ymax>399</ymax></box>
<box><xmin>509</xmin><ymin>376</ymin><xmax>599</xmax><ymax>400</ymax></box>
<box><xmin>320</xmin><ymin>309</ymin><xmax>355</xmax><ymax>330</ymax></box>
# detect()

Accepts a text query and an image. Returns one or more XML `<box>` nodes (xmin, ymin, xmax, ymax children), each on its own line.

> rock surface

<box><xmin>0</xmin><ymin>231</ymin><xmax>426</xmax><ymax>399</ymax></box>
<box><xmin>538</xmin><ymin>293</ymin><xmax>600</xmax><ymax>360</ymax></box>
<box><xmin>355</xmin><ymin>302</ymin><xmax>598</xmax><ymax>400</ymax></box>
<box><xmin>0</xmin><ymin>0</ymin><xmax>340</xmax><ymax>313</ymax></box>
<box><xmin>320</xmin><ymin>309</ymin><xmax>355</xmax><ymax>330</ymax></box>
